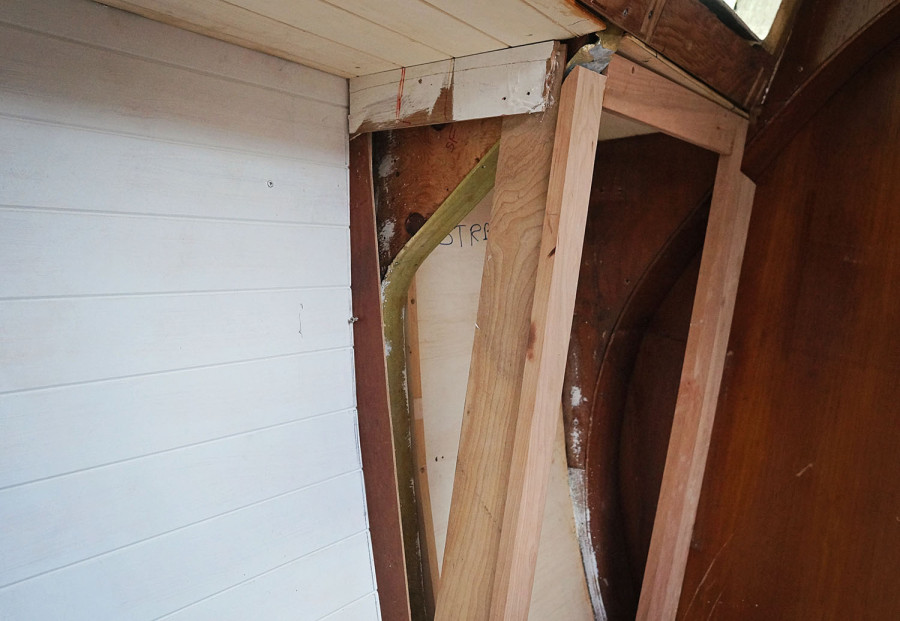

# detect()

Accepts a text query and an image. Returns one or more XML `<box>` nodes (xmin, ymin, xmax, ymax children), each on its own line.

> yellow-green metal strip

<box><xmin>381</xmin><ymin>141</ymin><xmax>499</xmax><ymax>619</ymax></box>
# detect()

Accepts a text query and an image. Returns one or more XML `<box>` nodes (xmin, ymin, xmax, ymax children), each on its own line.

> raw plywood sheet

<box><xmin>414</xmin><ymin>192</ymin><xmax>593</xmax><ymax>619</ymax></box>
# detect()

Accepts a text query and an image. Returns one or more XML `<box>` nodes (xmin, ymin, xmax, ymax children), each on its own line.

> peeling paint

<box><xmin>569</xmin><ymin>467</ymin><xmax>608</xmax><ymax>621</ymax></box>
<box><xmin>378</xmin><ymin>218</ymin><xmax>396</xmax><ymax>255</ymax></box>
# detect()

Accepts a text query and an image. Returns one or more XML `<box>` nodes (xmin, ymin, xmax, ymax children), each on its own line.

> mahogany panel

<box><xmin>348</xmin><ymin>135</ymin><xmax>411</xmax><ymax>621</ymax></box>
<box><xmin>679</xmin><ymin>38</ymin><xmax>900</xmax><ymax>620</ymax></box>
<box><xmin>563</xmin><ymin>133</ymin><xmax>717</xmax><ymax>618</ymax></box>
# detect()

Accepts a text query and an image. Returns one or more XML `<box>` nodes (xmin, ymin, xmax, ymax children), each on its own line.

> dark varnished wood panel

<box><xmin>348</xmin><ymin>135</ymin><xmax>411</xmax><ymax>621</ymax></box>
<box><xmin>564</xmin><ymin>133</ymin><xmax>717</xmax><ymax>618</ymax></box>
<box><xmin>679</xmin><ymin>39</ymin><xmax>900</xmax><ymax>620</ymax></box>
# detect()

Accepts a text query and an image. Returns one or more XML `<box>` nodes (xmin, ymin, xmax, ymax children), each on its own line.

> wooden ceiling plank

<box><xmin>490</xmin><ymin>65</ymin><xmax>606</xmax><ymax>621</ymax></box>
<box><xmin>637</xmin><ymin>125</ymin><xmax>755</xmax><ymax>621</ymax></box>
<box><xmin>434</xmin><ymin>43</ymin><xmax>566</xmax><ymax>621</ymax></box>
<box><xmin>228</xmin><ymin>0</ymin><xmax>450</xmax><ymax>67</ymax></box>
<box><xmin>98</xmin><ymin>0</ymin><xmax>397</xmax><ymax>76</ymax></box>
<box><xmin>323</xmin><ymin>0</ymin><xmax>506</xmax><ymax>58</ymax></box>
<box><xmin>424</xmin><ymin>0</ymin><xmax>594</xmax><ymax>47</ymax></box>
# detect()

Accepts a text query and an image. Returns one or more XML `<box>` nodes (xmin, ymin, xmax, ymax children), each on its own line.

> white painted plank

<box><xmin>0</xmin><ymin>409</ymin><xmax>361</xmax><ymax>585</ymax></box>
<box><xmin>323</xmin><ymin>0</ymin><xmax>504</xmax><ymax>58</ymax></box>
<box><xmin>0</xmin><ymin>288</ymin><xmax>352</xmax><ymax>392</ymax></box>
<box><xmin>0</xmin><ymin>118</ymin><xmax>348</xmax><ymax>224</ymax></box>
<box><xmin>0</xmin><ymin>23</ymin><xmax>348</xmax><ymax>164</ymax></box>
<box><xmin>349</xmin><ymin>41</ymin><xmax>556</xmax><ymax>133</ymax></box>
<box><xmin>0</xmin><ymin>0</ymin><xmax>346</xmax><ymax>105</ymax></box>
<box><xmin>424</xmin><ymin>0</ymin><xmax>576</xmax><ymax>46</ymax></box>
<box><xmin>231</xmin><ymin>0</ymin><xmax>448</xmax><ymax>67</ymax></box>
<box><xmin>0</xmin><ymin>208</ymin><xmax>349</xmax><ymax>298</ymax></box>
<box><xmin>320</xmin><ymin>593</ymin><xmax>381</xmax><ymax>621</ymax></box>
<box><xmin>95</xmin><ymin>0</ymin><xmax>395</xmax><ymax>77</ymax></box>
<box><xmin>0</xmin><ymin>472</ymin><xmax>369</xmax><ymax>619</ymax></box>
<box><xmin>161</xmin><ymin>533</ymin><xmax>376</xmax><ymax>620</ymax></box>
<box><xmin>0</xmin><ymin>348</ymin><xmax>355</xmax><ymax>488</ymax></box>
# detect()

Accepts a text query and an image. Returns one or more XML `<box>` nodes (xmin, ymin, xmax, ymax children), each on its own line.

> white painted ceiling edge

<box><xmin>94</xmin><ymin>0</ymin><xmax>605</xmax><ymax>78</ymax></box>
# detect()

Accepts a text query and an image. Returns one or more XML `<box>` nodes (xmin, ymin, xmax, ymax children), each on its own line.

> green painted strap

<box><xmin>381</xmin><ymin>140</ymin><xmax>499</xmax><ymax>619</ymax></box>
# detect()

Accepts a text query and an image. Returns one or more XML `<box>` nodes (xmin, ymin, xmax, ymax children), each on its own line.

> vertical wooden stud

<box><xmin>349</xmin><ymin>134</ymin><xmax>412</xmax><ymax>621</ymax></box>
<box><xmin>636</xmin><ymin>124</ymin><xmax>756</xmax><ymax>621</ymax></box>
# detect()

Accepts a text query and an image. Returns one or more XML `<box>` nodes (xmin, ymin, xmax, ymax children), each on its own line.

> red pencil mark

<box><xmin>396</xmin><ymin>67</ymin><xmax>406</xmax><ymax>119</ymax></box>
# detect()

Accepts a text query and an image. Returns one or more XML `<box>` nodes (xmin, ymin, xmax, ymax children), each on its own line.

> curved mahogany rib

<box><xmin>563</xmin><ymin>133</ymin><xmax>717</xmax><ymax>618</ymax></box>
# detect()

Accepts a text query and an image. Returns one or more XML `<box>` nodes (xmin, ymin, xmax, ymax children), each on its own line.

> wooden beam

<box><xmin>636</xmin><ymin>122</ymin><xmax>756</xmax><ymax>621</ymax></box>
<box><xmin>490</xmin><ymin>65</ymin><xmax>606</xmax><ymax>621</ymax></box>
<box><xmin>349</xmin><ymin>42</ymin><xmax>559</xmax><ymax>134</ymax></box>
<box><xmin>434</xmin><ymin>44</ymin><xmax>565</xmax><ymax>621</ymax></box>
<box><xmin>603</xmin><ymin>55</ymin><xmax>744</xmax><ymax>155</ymax></box>
<box><xmin>348</xmin><ymin>134</ymin><xmax>411</xmax><ymax>621</ymax></box>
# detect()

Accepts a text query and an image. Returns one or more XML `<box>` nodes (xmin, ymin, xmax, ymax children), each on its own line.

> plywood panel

<box><xmin>0</xmin><ymin>410</ymin><xmax>361</xmax><ymax>585</ymax></box>
<box><xmin>414</xmin><ymin>184</ymin><xmax>593</xmax><ymax>621</ymax></box>
<box><xmin>0</xmin><ymin>349</ymin><xmax>354</xmax><ymax>488</ymax></box>
<box><xmin>0</xmin><ymin>472</ymin><xmax>369</xmax><ymax>618</ymax></box>
<box><xmin>162</xmin><ymin>533</ymin><xmax>376</xmax><ymax>620</ymax></box>
<box><xmin>0</xmin><ymin>288</ymin><xmax>352</xmax><ymax>393</ymax></box>
<box><xmin>0</xmin><ymin>118</ymin><xmax>348</xmax><ymax>225</ymax></box>
<box><xmin>0</xmin><ymin>22</ymin><xmax>347</xmax><ymax>163</ymax></box>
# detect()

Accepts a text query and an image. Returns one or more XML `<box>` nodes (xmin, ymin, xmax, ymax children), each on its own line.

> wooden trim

<box><xmin>578</xmin><ymin>0</ymin><xmax>777</xmax><ymax>108</ymax></box>
<box><xmin>603</xmin><ymin>55</ymin><xmax>744</xmax><ymax>154</ymax></box>
<box><xmin>434</xmin><ymin>44</ymin><xmax>565</xmax><ymax>621</ymax></box>
<box><xmin>348</xmin><ymin>134</ymin><xmax>412</xmax><ymax>621</ymax></box>
<box><xmin>636</xmin><ymin>123</ymin><xmax>756</xmax><ymax>621</ymax></box>
<box><xmin>349</xmin><ymin>42</ymin><xmax>559</xmax><ymax>134</ymax></box>
<box><xmin>489</xmin><ymin>66</ymin><xmax>607</xmax><ymax>621</ymax></box>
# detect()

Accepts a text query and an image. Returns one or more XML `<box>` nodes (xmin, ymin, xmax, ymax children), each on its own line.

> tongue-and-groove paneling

<box><xmin>0</xmin><ymin>0</ymin><xmax>377</xmax><ymax>618</ymax></box>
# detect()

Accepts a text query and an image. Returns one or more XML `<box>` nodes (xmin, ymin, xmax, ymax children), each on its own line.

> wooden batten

<box><xmin>602</xmin><ymin>55</ymin><xmax>744</xmax><ymax>155</ymax></box>
<box><xmin>637</xmin><ymin>124</ymin><xmax>756</xmax><ymax>621</ymax></box>
<box><xmin>434</xmin><ymin>44</ymin><xmax>565</xmax><ymax>621</ymax></box>
<box><xmin>348</xmin><ymin>135</ymin><xmax>412</xmax><ymax>621</ymax></box>
<box><xmin>349</xmin><ymin>42</ymin><xmax>560</xmax><ymax>134</ymax></box>
<box><xmin>490</xmin><ymin>66</ymin><xmax>607</xmax><ymax>621</ymax></box>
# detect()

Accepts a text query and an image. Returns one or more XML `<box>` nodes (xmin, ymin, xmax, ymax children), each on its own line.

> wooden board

<box><xmin>412</xmin><ymin>185</ymin><xmax>594</xmax><ymax>621</ymax></box>
<box><xmin>350</xmin><ymin>42</ymin><xmax>560</xmax><ymax>134</ymax></box>
<box><xmin>637</xmin><ymin>125</ymin><xmax>755</xmax><ymax>621</ymax></box>
<box><xmin>603</xmin><ymin>55</ymin><xmax>744</xmax><ymax>155</ymax></box>
<box><xmin>349</xmin><ymin>135</ymin><xmax>411</xmax><ymax>621</ymax></box>
<box><xmin>490</xmin><ymin>66</ymin><xmax>606</xmax><ymax>620</ymax></box>
<box><xmin>435</xmin><ymin>45</ymin><xmax>565</xmax><ymax>621</ymax></box>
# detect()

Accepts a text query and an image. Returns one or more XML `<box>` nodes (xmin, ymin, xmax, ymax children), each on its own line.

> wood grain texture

<box><xmin>679</xmin><ymin>37</ymin><xmax>900</xmax><ymax>621</ymax></box>
<box><xmin>603</xmin><ymin>56</ymin><xmax>744</xmax><ymax>155</ymax></box>
<box><xmin>349</xmin><ymin>134</ymin><xmax>411</xmax><ymax>621</ymax></box>
<box><xmin>372</xmin><ymin>118</ymin><xmax>501</xmax><ymax>276</ymax></box>
<box><xmin>435</xmin><ymin>45</ymin><xmax>565</xmax><ymax>621</ymax></box>
<box><xmin>411</xmin><ymin>190</ymin><xmax>594</xmax><ymax>619</ymax></box>
<box><xmin>562</xmin><ymin>134</ymin><xmax>718</xmax><ymax>619</ymax></box>
<box><xmin>490</xmin><ymin>66</ymin><xmax>606</xmax><ymax>621</ymax></box>
<box><xmin>637</xmin><ymin>124</ymin><xmax>755</xmax><ymax>621</ymax></box>
<box><xmin>577</xmin><ymin>0</ymin><xmax>777</xmax><ymax>109</ymax></box>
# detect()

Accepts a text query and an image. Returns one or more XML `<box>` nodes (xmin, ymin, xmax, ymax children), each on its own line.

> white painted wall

<box><xmin>0</xmin><ymin>1</ymin><xmax>379</xmax><ymax>618</ymax></box>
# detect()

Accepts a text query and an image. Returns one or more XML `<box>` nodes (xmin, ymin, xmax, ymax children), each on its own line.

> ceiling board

<box><xmin>96</xmin><ymin>0</ymin><xmax>603</xmax><ymax>78</ymax></box>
